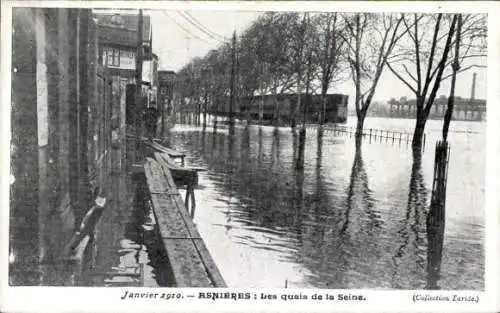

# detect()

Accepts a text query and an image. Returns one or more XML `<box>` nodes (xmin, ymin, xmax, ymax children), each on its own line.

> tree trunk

<box><xmin>412</xmin><ymin>112</ymin><xmax>427</xmax><ymax>150</ymax></box>
<box><xmin>291</xmin><ymin>97</ymin><xmax>297</xmax><ymax>129</ymax></box>
<box><xmin>273</xmin><ymin>90</ymin><xmax>279</xmax><ymax>126</ymax></box>
<box><xmin>355</xmin><ymin>108</ymin><xmax>366</xmax><ymax>138</ymax></box>
<box><xmin>320</xmin><ymin>92</ymin><xmax>327</xmax><ymax>125</ymax></box>
<box><xmin>203</xmin><ymin>93</ymin><xmax>208</xmax><ymax>129</ymax></box>
<box><xmin>443</xmin><ymin>14</ymin><xmax>462</xmax><ymax>142</ymax></box>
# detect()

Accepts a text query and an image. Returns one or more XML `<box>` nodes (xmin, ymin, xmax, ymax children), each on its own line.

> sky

<box><xmin>148</xmin><ymin>9</ymin><xmax>487</xmax><ymax>104</ymax></box>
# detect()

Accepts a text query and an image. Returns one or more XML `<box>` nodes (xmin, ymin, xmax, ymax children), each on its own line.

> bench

<box><xmin>143</xmin><ymin>157</ymin><xmax>226</xmax><ymax>287</ymax></box>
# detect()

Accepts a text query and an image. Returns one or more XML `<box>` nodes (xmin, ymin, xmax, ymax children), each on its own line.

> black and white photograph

<box><xmin>2</xmin><ymin>1</ymin><xmax>499</xmax><ymax>312</ymax></box>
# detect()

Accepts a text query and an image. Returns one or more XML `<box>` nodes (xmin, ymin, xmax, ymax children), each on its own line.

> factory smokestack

<box><xmin>470</xmin><ymin>72</ymin><xmax>477</xmax><ymax>100</ymax></box>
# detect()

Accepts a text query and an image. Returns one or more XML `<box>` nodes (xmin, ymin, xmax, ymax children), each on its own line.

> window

<box><xmin>103</xmin><ymin>47</ymin><xmax>120</xmax><ymax>67</ymax></box>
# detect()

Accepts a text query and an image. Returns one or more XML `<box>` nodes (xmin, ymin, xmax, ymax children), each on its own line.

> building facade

<box><xmin>10</xmin><ymin>8</ymin><xmax>159</xmax><ymax>287</ymax></box>
<box><xmin>94</xmin><ymin>12</ymin><xmax>158</xmax><ymax>137</ymax></box>
<box><xmin>238</xmin><ymin>93</ymin><xmax>349</xmax><ymax>125</ymax></box>
<box><xmin>10</xmin><ymin>8</ymin><xmax>118</xmax><ymax>286</ymax></box>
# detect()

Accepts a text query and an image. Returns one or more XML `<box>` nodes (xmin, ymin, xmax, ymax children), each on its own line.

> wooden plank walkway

<box><xmin>127</xmin><ymin>134</ymin><xmax>187</xmax><ymax>164</ymax></box>
<box><xmin>143</xmin><ymin>156</ymin><xmax>226</xmax><ymax>287</ymax></box>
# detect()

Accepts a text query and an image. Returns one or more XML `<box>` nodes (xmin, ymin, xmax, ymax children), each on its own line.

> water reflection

<box><xmin>316</xmin><ymin>128</ymin><xmax>323</xmax><ymax>171</ymax></box>
<box><xmin>392</xmin><ymin>152</ymin><xmax>428</xmax><ymax>289</ymax></box>
<box><xmin>343</xmin><ymin>140</ymin><xmax>381</xmax><ymax>235</ymax></box>
<box><xmin>271</xmin><ymin>127</ymin><xmax>281</xmax><ymax>167</ymax></box>
<box><xmin>169</xmin><ymin>120</ymin><xmax>484</xmax><ymax>289</ymax></box>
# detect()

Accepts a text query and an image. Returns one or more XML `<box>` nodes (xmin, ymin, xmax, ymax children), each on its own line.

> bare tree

<box><xmin>256</xmin><ymin>13</ymin><xmax>296</xmax><ymax>125</ymax></box>
<box><xmin>286</xmin><ymin>12</ymin><xmax>311</xmax><ymax>128</ymax></box>
<box><xmin>386</xmin><ymin>13</ymin><xmax>486</xmax><ymax>149</ymax></box>
<box><xmin>313</xmin><ymin>12</ymin><xmax>346</xmax><ymax>125</ymax></box>
<box><xmin>442</xmin><ymin>14</ymin><xmax>463</xmax><ymax>141</ymax></box>
<box><xmin>340</xmin><ymin>13</ymin><xmax>406</xmax><ymax>139</ymax></box>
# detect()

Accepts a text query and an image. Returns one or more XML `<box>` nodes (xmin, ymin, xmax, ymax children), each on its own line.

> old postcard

<box><xmin>1</xmin><ymin>1</ymin><xmax>499</xmax><ymax>312</ymax></box>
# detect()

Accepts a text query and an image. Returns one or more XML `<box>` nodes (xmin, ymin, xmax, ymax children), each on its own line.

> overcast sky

<box><xmin>148</xmin><ymin>10</ymin><xmax>486</xmax><ymax>103</ymax></box>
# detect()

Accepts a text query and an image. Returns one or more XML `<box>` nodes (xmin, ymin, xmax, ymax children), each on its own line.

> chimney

<box><xmin>470</xmin><ymin>72</ymin><xmax>477</xmax><ymax>100</ymax></box>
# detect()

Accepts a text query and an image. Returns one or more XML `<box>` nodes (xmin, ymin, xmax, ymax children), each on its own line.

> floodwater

<box><xmin>8</xmin><ymin>152</ymin><xmax>168</xmax><ymax>287</ymax></box>
<box><xmin>167</xmin><ymin>116</ymin><xmax>485</xmax><ymax>290</ymax></box>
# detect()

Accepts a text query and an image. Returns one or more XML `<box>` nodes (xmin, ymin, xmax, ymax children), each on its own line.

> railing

<box><xmin>305</xmin><ymin>124</ymin><xmax>426</xmax><ymax>149</ymax></box>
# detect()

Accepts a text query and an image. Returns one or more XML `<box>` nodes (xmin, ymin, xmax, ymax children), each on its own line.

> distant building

<box><xmin>389</xmin><ymin>95</ymin><xmax>486</xmax><ymax>121</ymax></box>
<box><xmin>95</xmin><ymin>13</ymin><xmax>152</xmax><ymax>74</ymax></box>
<box><xmin>158</xmin><ymin>71</ymin><xmax>176</xmax><ymax>114</ymax></box>
<box><xmin>94</xmin><ymin>12</ymin><xmax>158</xmax><ymax>126</ymax></box>
<box><xmin>238</xmin><ymin>93</ymin><xmax>349</xmax><ymax>125</ymax></box>
<box><xmin>158</xmin><ymin>70</ymin><xmax>176</xmax><ymax>133</ymax></box>
<box><xmin>389</xmin><ymin>73</ymin><xmax>486</xmax><ymax>121</ymax></box>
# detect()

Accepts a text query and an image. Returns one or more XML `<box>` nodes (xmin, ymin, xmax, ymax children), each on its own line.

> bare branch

<box><xmin>386</xmin><ymin>61</ymin><xmax>418</xmax><ymax>94</ymax></box>
<box><xmin>424</xmin><ymin>14</ymin><xmax>458</xmax><ymax>114</ymax></box>
<box><xmin>414</xmin><ymin>13</ymin><xmax>422</xmax><ymax>93</ymax></box>
<box><xmin>422</xmin><ymin>13</ymin><xmax>443</xmax><ymax>97</ymax></box>
<box><xmin>402</xmin><ymin>64</ymin><xmax>419</xmax><ymax>83</ymax></box>
<box><xmin>440</xmin><ymin>64</ymin><xmax>486</xmax><ymax>80</ymax></box>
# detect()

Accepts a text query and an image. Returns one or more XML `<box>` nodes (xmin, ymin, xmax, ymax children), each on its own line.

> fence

<box><xmin>305</xmin><ymin>124</ymin><xmax>426</xmax><ymax>149</ymax></box>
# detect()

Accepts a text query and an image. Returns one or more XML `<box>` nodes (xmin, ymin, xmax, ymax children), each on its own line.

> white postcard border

<box><xmin>1</xmin><ymin>1</ymin><xmax>499</xmax><ymax>312</ymax></box>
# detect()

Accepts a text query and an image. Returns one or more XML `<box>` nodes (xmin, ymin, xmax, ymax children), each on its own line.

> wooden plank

<box><xmin>143</xmin><ymin>157</ymin><xmax>226</xmax><ymax>287</ymax></box>
<box><xmin>150</xmin><ymin>194</ymin><xmax>192</xmax><ymax>239</ymax></box>
<box><xmin>162</xmin><ymin>239</ymin><xmax>213</xmax><ymax>287</ymax></box>
<box><xmin>156</xmin><ymin>152</ymin><xmax>184</xmax><ymax>170</ymax></box>
<box><xmin>154</xmin><ymin>157</ymin><xmax>202</xmax><ymax>239</ymax></box>
<box><xmin>155</xmin><ymin>152</ymin><xmax>198</xmax><ymax>187</ymax></box>
<box><xmin>154</xmin><ymin>161</ymin><xmax>226</xmax><ymax>287</ymax></box>
<box><xmin>192</xmin><ymin>239</ymin><xmax>226</xmax><ymax>287</ymax></box>
<box><xmin>145</xmin><ymin>140</ymin><xmax>186</xmax><ymax>158</ymax></box>
<box><xmin>143</xmin><ymin>160</ymin><xmax>168</xmax><ymax>193</ymax></box>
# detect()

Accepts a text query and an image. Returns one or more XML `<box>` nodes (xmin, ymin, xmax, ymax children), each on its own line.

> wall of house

<box><xmin>10</xmin><ymin>8</ymin><xmax>118</xmax><ymax>286</ymax></box>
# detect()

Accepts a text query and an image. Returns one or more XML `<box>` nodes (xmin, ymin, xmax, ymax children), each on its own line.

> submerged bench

<box><xmin>143</xmin><ymin>157</ymin><xmax>226</xmax><ymax>287</ymax></box>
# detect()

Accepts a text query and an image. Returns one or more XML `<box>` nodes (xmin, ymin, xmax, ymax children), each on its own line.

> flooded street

<box><xmin>168</xmin><ymin>116</ymin><xmax>484</xmax><ymax>289</ymax></box>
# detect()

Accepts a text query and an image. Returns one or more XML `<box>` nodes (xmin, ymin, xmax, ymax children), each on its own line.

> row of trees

<box><xmin>175</xmin><ymin>12</ymin><xmax>486</xmax><ymax>150</ymax></box>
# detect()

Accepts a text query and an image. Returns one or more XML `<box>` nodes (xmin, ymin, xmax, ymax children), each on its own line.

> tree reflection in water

<box><xmin>271</xmin><ymin>127</ymin><xmax>281</xmax><ymax>167</ymax></box>
<box><xmin>391</xmin><ymin>149</ymin><xmax>428</xmax><ymax>288</ymax></box>
<box><xmin>167</xmin><ymin>122</ymin><xmax>483</xmax><ymax>289</ymax></box>
<box><xmin>341</xmin><ymin>138</ymin><xmax>380</xmax><ymax>235</ymax></box>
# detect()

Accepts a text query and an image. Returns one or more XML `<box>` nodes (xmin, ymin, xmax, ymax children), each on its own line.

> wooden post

<box><xmin>135</xmin><ymin>9</ymin><xmax>144</xmax><ymax>160</ymax></box>
<box><xmin>76</xmin><ymin>9</ymin><xmax>91</xmax><ymax>226</ymax></box>
<box><xmin>426</xmin><ymin>140</ymin><xmax>450</xmax><ymax>289</ymax></box>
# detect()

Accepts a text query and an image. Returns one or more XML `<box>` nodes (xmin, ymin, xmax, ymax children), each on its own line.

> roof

<box><xmin>159</xmin><ymin>70</ymin><xmax>176</xmax><ymax>75</ymax></box>
<box><xmin>159</xmin><ymin>71</ymin><xmax>176</xmax><ymax>78</ymax></box>
<box><xmin>94</xmin><ymin>13</ymin><xmax>152</xmax><ymax>47</ymax></box>
<box><xmin>158</xmin><ymin>71</ymin><xmax>176</xmax><ymax>85</ymax></box>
